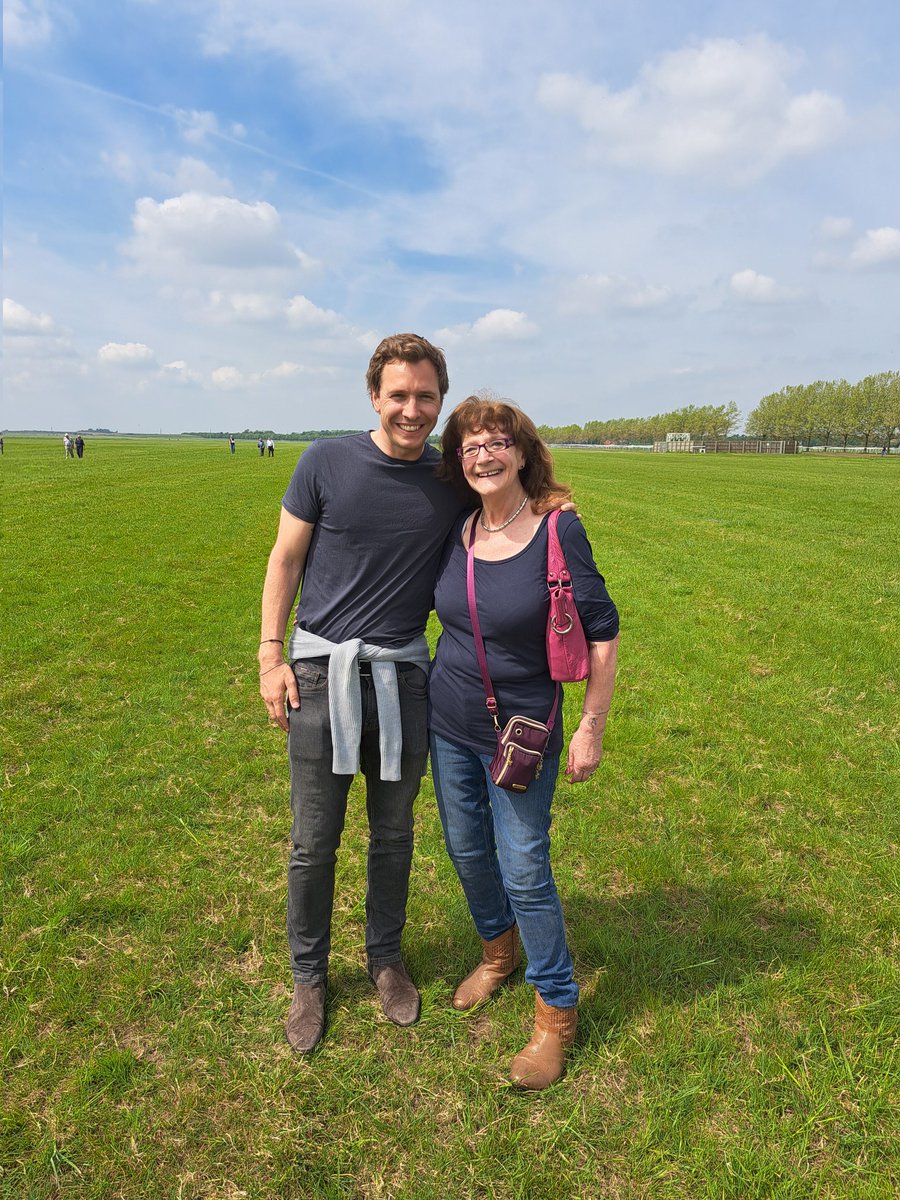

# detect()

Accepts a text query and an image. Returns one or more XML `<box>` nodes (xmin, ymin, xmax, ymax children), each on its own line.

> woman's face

<box><xmin>458</xmin><ymin>426</ymin><xmax>526</xmax><ymax>498</ymax></box>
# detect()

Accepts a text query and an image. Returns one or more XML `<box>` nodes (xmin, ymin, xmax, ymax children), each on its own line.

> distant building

<box><xmin>654</xmin><ymin>433</ymin><xmax>798</xmax><ymax>454</ymax></box>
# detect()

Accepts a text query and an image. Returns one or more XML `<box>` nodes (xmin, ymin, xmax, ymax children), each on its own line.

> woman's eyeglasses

<box><xmin>457</xmin><ymin>436</ymin><xmax>515</xmax><ymax>460</ymax></box>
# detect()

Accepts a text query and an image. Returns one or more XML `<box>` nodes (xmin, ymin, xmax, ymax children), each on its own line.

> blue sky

<box><xmin>4</xmin><ymin>0</ymin><xmax>899</xmax><ymax>434</ymax></box>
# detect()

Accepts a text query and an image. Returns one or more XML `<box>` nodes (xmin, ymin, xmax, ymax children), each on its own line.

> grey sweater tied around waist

<box><xmin>287</xmin><ymin>628</ymin><xmax>431</xmax><ymax>781</ymax></box>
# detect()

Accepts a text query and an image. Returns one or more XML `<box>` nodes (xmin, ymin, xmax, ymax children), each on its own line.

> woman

<box><xmin>429</xmin><ymin>396</ymin><xmax>619</xmax><ymax>1089</ymax></box>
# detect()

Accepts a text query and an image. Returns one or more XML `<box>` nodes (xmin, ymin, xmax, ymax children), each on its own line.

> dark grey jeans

<box><xmin>286</xmin><ymin>659</ymin><xmax>429</xmax><ymax>983</ymax></box>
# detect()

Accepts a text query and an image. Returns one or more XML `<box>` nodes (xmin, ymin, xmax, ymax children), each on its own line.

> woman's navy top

<box><xmin>428</xmin><ymin>510</ymin><xmax>619</xmax><ymax>757</ymax></box>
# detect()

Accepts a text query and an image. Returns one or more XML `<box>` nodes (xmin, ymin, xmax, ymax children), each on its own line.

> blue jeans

<box><xmin>429</xmin><ymin>733</ymin><xmax>578</xmax><ymax>1009</ymax></box>
<box><xmin>286</xmin><ymin>660</ymin><xmax>429</xmax><ymax>982</ymax></box>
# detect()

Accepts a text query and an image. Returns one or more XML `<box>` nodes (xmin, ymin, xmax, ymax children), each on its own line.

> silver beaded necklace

<box><xmin>479</xmin><ymin>493</ymin><xmax>529</xmax><ymax>532</ymax></box>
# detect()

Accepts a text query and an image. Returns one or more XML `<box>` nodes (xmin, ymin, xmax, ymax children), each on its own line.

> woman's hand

<box><xmin>565</xmin><ymin>718</ymin><xmax>604</xmax><ymax>783</ymax></box>
<box><xmin>564</xmin><ymin>635</ymin><xmax>619</xmax><ymax>783</ymax></box>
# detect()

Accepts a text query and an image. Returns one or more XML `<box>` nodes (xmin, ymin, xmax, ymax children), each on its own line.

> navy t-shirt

<box><xmin>428</xmin><ymin>510</ymin><xmax>619</xmax><ymax>757</ymax></box>
<box><xmin>282</xmin><ymin>433</ymin><xmax>466</xmax><ymax>647</ymax></box>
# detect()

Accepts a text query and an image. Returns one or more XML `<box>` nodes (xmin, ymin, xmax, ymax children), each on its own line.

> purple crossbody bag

<box><xmin>466</xmin><ymin>514</ymin><xmax>560</xmax><ymax>793</ymax></box>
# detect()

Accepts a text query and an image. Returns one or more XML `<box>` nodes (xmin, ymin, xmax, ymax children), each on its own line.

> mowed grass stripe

<box><xmin>2</xmin><ymin>437</ymin><xmax>897</xmax><ymax>1199</ymax></box>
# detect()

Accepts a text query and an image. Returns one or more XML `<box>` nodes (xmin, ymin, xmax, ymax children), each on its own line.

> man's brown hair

<box><xmin>366</xmin><ymin>333</ymin><xmax>450</xmax><ymax>399</ymax></box>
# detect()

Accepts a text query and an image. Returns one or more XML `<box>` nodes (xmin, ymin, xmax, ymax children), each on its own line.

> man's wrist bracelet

<box><xmin>259</xmin><ymin>663</ymin><xmax>285</xmax><ymax>677</ymax></box>
<box><xmin>582</xmin><ymin>708</ymin><xmax>610</xmax><ymax>718</ymax></box>
<box><xmin>260</xmin><ymin>638</ymin><xmax>284</xmax><ymax>646</ymax></box>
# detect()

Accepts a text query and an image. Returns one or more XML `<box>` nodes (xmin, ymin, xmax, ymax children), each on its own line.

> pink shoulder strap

<box><xmin>547</xmin><ymin>508</ymin><xmax>570</xmax><ymax>585</ymax></box>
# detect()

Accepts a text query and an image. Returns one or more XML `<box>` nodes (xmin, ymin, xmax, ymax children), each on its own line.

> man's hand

<box><xmin>260</xmin><ymin>662</ymin><xmax>300</xmax><ymax>732</ymax></box>
<box><xmin>258</xmin><ymin>508</ymin><xmax>315</xmax><ymax>731</ymax></box>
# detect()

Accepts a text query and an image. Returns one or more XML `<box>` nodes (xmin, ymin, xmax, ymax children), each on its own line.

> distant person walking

<box><xmin>258</xmin><ymin>437</ymin><xmax>265</xmax><ymax>457</ymax></box>
<box><xmin>75</xmin><ymin>435</ymin><xmax>85</xmax><ymax>459</ymax></box>
<box><xmin>0</xmin><ymin>437</ymin><xmax>4</xmax><ymax>454</ymax></box>
<box><xmin>64</xmin><ymin>434</ymin><xmax>74</xmax><ymax>459</ymax></box>
<box><xmin>230</xmin><ymin>435</ymin><xmax>236</xmax><ymax>454</ymax></box>
<box><xmin>267</xmin><ymin>437</ymin><xmax>275</xmax><ymax>457</ymax></box>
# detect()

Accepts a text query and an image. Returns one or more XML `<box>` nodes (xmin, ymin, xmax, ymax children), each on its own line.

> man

<box><xmin>259</xmin><ymin>333</ymin><xmax>465</xmax><ymax>1053</ymax></box>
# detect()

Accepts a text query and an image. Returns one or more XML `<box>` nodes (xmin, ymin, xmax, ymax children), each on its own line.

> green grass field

<box><xmin>2</xmin><ymin>437</ymin><xmax>897</xmax><ymax>1199</ymax></box>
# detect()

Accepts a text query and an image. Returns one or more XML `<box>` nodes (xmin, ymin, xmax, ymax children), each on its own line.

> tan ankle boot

<box><xmin>509</xmin><ymin>991</ymin><xmax>577</xmax><ymax>1090</ymax></box>
<box><xmin>452</xmin><ymin>926</ymin><xmax>522</xmax><ymax>1011</ymax></box>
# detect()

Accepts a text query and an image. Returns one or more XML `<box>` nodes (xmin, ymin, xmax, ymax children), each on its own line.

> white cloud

<box><xmin>286</xmin><ymin>294</ymin><xmax>344</xmax><ymax>330</ymax></box>
<box><xmin>101</xmin><ymin>150</ymin><xmax>234</xmax><ymax>196</ymax></box>
<box><xmin>729</xmin><ymin>269</ymin><xmax>803</xmax><ymax>303</ymax></box>
<box><xmin>161</xmin><ymin>157</ymin><xmax>235</xmax><ymax>196</ymax></box>
<box><xmin>819</xmin><ymin>217</ymin><xmax>854</xmax><ymax>240</ymax></box>
<box><xmin>776</xmin><ymin>90</ymin><xmax>847</xmax><ymax>155</ymax></box>
<box><xmin>262</xmin><ymin>361</ymin><xmax>301</xmax><ymax>379</ymax></box>
<box><xmin>472</xmin><ymin>309</ymin><xmax>538</xmax><ymax>340</ymax></box>
<box><xmin>171</xmin><ymin>108</ymin><xmax>221</xmax><ymax>145</ymax></box>
<box><xmin>849</xmin><ymin>227</ymin><xmax>900</xmax><ymax>268</ymax></box>
<box><xmin>3</xmin><ymin>0</ymin><xmax>54</xmax><ymax>48</ymax></box>
<box><xmin>100</xmin><ymin>150</ymin><xmax>139</xmax><ymax>185</ymax></box>
<box><xmin>211</xmin><ymin>365</ymin><xmax>245</xmax><ymax>388</ymax></box>
<box><xmin>3</xmin><ymin>298</ymin><xmax>77</xmax><ymax>367</ymax></box>
<box><xmin>564</xmin><ymin>274</ymin><xmax>674</xmax><ymax>313</ymax></box>
<box><xmin>731</xmin><ymin>269</ymin><xmax>778</xmax><ymax>301</ymax></box>
<box><xmin>210</xmin><ymin>360</ymin><xmax>332</xmax><ymax>388</ymax></box>
<box><xmin>125</xmin><ymin>192</ymin><xmax>305</xmax><ymax>272</ymax></box>
<box><xmin>436</xmin><ymin>309</ymin><xmax>538</xmax><ymax>344</ymax></box>
<box><xmin>538</xmin><ymin>35</ymin><xmax>847</xmax><ymax>184</ymax></box>
<box><xmin>97</xmin><ymin>341</ymin><xmax>156</xmax><ymax>367</ymax></box>
<box><xmin>208</xmin><ymin>290</ymin><xmax>282</xmax><ymax>321</ymax></box>
<box><xmin>4</xmin><ymin>298</ymin><xmax>57</xmax><ymax>334</ymax></box>
<box><xmin>161</xmin><ymin>360</ymin><xmax>202</xmax><ymax>384</ymax></box>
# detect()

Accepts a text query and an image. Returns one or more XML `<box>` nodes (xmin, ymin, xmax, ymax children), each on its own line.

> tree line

<box><xmin>745</xmin><ymin>372</ymin><xmax>899</xmax><ymax>451</ymax></box>
<box><xmin>183</xmin><ymin>374</ymin><xmax>899</xmax><ymax>452</ymax></box>
<box><xmin>183</xmin><ymin>429</ymin><xmax>363</xmax><ymax>441</ymax></box>
<box><xmin>537</xmin><ymin>403</ymin><xmax>740</xmax><ymax>445</ymax></box>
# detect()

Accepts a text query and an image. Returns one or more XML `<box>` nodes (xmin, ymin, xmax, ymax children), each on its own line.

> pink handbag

<box><xmin>546</xmin><ymin>510</ymin><xmax>590</xmax><ymax>682</ymax></box>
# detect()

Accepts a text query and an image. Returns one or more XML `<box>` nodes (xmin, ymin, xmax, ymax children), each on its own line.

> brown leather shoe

<box><xmin>285</xmin><ymin>981</ymin><xmax>326</xmax><ymax>1053</ymax></box>
<box><xmin>453</xmin><ymin>925</ymin><xmax>522</xmax><ymax>1011</ymax></box>
<box><xmin>369</xmin><ymin>960</ymin><xmax>421</xmax><ymax>1026</ymax></box>
<box><xmin>509</xmin><ymin>991</ymin><xmax>577</xmax><ymax>1090</ymax></box>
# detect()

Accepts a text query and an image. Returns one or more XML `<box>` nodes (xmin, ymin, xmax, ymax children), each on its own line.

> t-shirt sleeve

<box><xmin>558</xmin><ymin>512</ymin><xmax>620</xmax><ymax>642</ymax></box>
<box><xmin>282</xmin><ymin>442</ymin><xmax>325</xmax><ymax>524</ymax></box>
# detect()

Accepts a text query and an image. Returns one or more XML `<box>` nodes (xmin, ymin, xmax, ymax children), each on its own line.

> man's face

<box><xmin>371</xmin><ymin>359</ymin><xmax>443</xmax><ymax>461</ymax></box>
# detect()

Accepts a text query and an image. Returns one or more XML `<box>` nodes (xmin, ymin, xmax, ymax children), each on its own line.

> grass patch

<box><xmin>2</xmin><ymin>438</ymin><xmax>897</xmax><ymax>1198</ymax></box>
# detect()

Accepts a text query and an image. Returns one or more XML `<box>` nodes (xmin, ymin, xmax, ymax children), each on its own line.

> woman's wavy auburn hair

<box><xmin>438</xmin><ymin>395</ymin><xmax>572</xmax><ymax>513</ymax></box>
